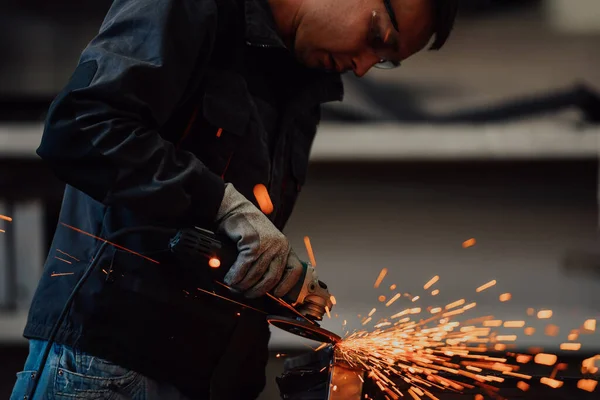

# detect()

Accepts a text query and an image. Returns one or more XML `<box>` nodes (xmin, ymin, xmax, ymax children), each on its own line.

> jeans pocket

<box><xmin>9</xmin><ymin>370</ymin><xmax>37</xmax><ymax>400</ymax></box>
<box><xmin>54</xmin><ymin>346</ymin><xmax>139</xmax><ymax>399</ymax></box>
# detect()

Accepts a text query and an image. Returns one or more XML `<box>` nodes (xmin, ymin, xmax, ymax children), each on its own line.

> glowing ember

<box><xmin>50</xmin><ymin>272</ymin><xmax>75</xmax><ymax>277</ymax></box>
<box><xmin>386</xmin><ymin>293</ymin><xmax>402</xmax><ymax>307</ymax></box>
<box><xmin>253</xmin><ymin>184</ymin><xmax>274</xmax><ymax>215</ymax></box>
<box><xmin>577</xmin><ymin>379</ymin><xmax>598</xmax><ymax>392</ymax></box>
<box><xmin>582</xmin><ymin>355</ymin><xmax>600</xmax><ymax>374</ymax></box>
<box><xmin>560</xmin><ymin>343</ymin><xmax>581</xmax><ymax>351</ymax></box>
<box><xmin>431</xmin><ymin>289</ymin><xmax>440</xmax><ymax>296</ymax></box>
<box><xmin>378</xmin><ymin>295</ymin><xmax>386</xmax><ymax>302</ymax></box>
<box><xmin>517</xmin><ymin>381</ymin><xmax>530</xmax><ymax>391</ymax></box>
<box><xmin>374</xmin><ymin>268</ymin><xmax>388</xmax><ymax>289</ymax></box>
<box><xmin>0</xmin><ymin>215</ymin><xmax>12</xmax><ymax>222</ymax></box>
<box><xmin>526</xmin><ymin>308</ymin><xmax>535</xmax><ymax>316</ymax></box>
<box><xmin>0</xmin><ymin>229</ymin><xmax>5</xmax><ymax>233</ymax></box>
<box><xmin>476</xmin><ymin>280</ymin><xmax>496</xmax><ymax>293</ymax></box>
<box><xmin>537</xmin><ymin>310</ymin><xmax>552</xmax><ymax>319</ymax></box>
<box><xmin>534</xmin><ymin>353</ymin><xmax>557</xmax><ymax>366</ymax></box>
<box><xmin>499</xmin><ymin>293</ymin><xmax>511</xmax><ymax>302</ymax></box>
<box><xmin>545</xmin><ymin>324</ymin><xmax>559</xmax><ymax>337</ymax></box>
<box><xmin>583</xmin><ymin>319</ymin><xmax>596</xmax><ymax>332</ymax></box>
<box><xmin>423</xmin><ymin>276</ymin><xmax>439</xmax><ymax>290</ymax></box>
<box><xmin>411</xmin><ymin>295</ymin><xmax>420</xmax><ymax>302</ymax></box>
<box><xmin>524</xmin><ymin>327</ymin><xmax>535</xmax><ymax>336</ymax></box>
<box><xmin>462</xmin><ymin>238</ymin><xmax>476</xmax><ymax>248</ymax></box>
<box><xmin>390</xmin><ymin>284</ymin><xmax>397</xmax><ymax>290</ymax></box>
<box><xmin>503</xmin><ymin>321</ymin><xmax>525</xmax><ymax>328</ymax></box>
<box><xmin>540</xmin><ymin>377</ymin><xmax>563</xmax><ymax>389</ymax></box>
<box><xmin>330</xmin><ymin>295</ymin><xmax>337</xmax><ymax>305</ymax></box>
<box><xmin>208</xmin><ymin>257</ymin><xmax>221</xmax><ymax>268</ymax></box>
<box><xmin>303</xmin><ymin>236</ymin><xmax>317</xmax><ymax>267</ymax></box>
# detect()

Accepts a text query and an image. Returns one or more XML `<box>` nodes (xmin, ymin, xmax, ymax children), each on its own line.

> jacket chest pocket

<box><xmin>179</xmin><ymin>70</ymin><xmax>251</xmax><ymax>178</ymax></box>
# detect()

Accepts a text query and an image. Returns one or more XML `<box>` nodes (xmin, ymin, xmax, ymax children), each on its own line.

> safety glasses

<box><xmin>369</xmin><ymin>0</ymin><xmax>402</xmax><ymax>69</ymax></box>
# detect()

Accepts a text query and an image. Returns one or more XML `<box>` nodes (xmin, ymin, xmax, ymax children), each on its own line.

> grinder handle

<box><xmin>169</xmin><ymin>227</ymin><xmax>306</xmax><ymax>301</ymax></box>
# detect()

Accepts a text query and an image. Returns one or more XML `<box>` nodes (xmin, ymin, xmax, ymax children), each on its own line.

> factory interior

<box><xmin>1</xmin><ymin>0</ymin><xmax>599</xmax><ymax>399</ymax></box>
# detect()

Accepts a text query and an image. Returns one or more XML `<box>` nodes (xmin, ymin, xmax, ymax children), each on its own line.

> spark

<box><xmin>379</xmin><ymin>295</ymin><xmax>387</xmax><ymax>302</ymax></box>
<box><xmin>423</xmin><ymin>276</ymin><xmax>439</xmax><ymax>290</ymax></box>
<box><xmin>560</xmin><ymin>343</ymin><xmax>581</xmax><ymax>351</ymax></box>
<box><xmin>537</xmin><ymin>310</ymin><xmax>553</xmax><ymax>319</ymax></box>
<box><xmin>303</xmin><ymin>236</ymin><xmax>317</xmax><ymax>267</ymax></box>
<box><xmin>496</xmin><ymin>335</ymin><xmax>517</xmax><ymax>342</ymax></box>
<box><xmin>526</xmin><ymin>308</ymin><xmax>535</xmax><ymax>316</ymax></box>
<box><xmin>517</xmin><ymin>381</ymin><xmax>530</xmax><ymax>391</ymax></box>
<box><xmin>583</xmin><ymin>319</ymin><xmax>596</xmax><ymax>332</ymax></box>
<box><xmin>411</xmin><ymin>296</ymin><xmax>420</xmax><ymax>302</ymax></box>
<box><xmin>462</xmin><ymin>238</ymin><xmax>476</xmax><ymax>248</ymax></box>
<box><xmin>0</xmin><ymin>215</ymin><xmax>12</xmax><ymax>222</ymax></box>
<box><xmin>368</xmin><ymin>308</ymin><xmax>377</xmax><ymax>317</ymax></box>
<box><xmin>445</xmin><ymin>299</ymin><xmax>465</xmax><ymax>310</ymax></box>
<box><xmin>431</xmin><ymin>289</ymin><xmax>440</xmax><ymax>296</ymax></box>
<box><xmin>56</xmin><ymin>249</ymin><xmax>80</xmax><ymax>262</ymax></box>
<box><xmin>545</xmin><ymin>324</ymin><xmax>559</xmax><ymax>337</ymax></box>
<box><xmin>196</xmin><ymin>287</ymin><xmax>267</xmax><ymax>314</ymax></box>
<box><xmin>51</xmin><ymin>272</ymin><xmax>75</xmax><ymax>277</ymax></box>
<box><xmin>499</xmin><ymin>293</ymin><xmax>511</xmax><ymax>302</ymax></box>
<box><xmin>577</xmin><ymin>379</ymin><xmax>598</xmax><ymax>392</ymax></box>
<box><xmin>253</xmin><ymin>184</ymin><xmax>274</xmax><ymax>215</ymax></box>
<box><xmin>330</xmin><ymin>295</ymin><xmax>337</xmax><ymax>305</ymax></box>
<box><xmin>60</xmin><ymin>223</ymin><xmax>159</xmax><ymax>264</ymax></box>
<box><xmin>476</xmin><ymin>280</ymin><xmax>496</xmax><ymax>293</ymax></box>
<box><xmin>386</xmin><ymin>293</ymin><xmax>402</xmax><ymax>307</ymax></box>
<box><xmin>374</xmin><ymin>268</ymin><xmax>388</xmax><ymax>289</ymax></box>
<box><xmin>503</xmin><ymin>321</ymin><xmax>525</xmax><ymax>328</ymax></box>
<box><xmin>534</xmin><ymin>353</ymin><xmax>557</xmax><ymax>366</ymax></box>
<box><xmin>582</xmin><ymin>355</ymin><xmax>600</xmax><ymax>374</ymax></box>
<box><xmin>326</xmin><ymin>306</ymin><xmax>332</xmax><ymax>319</ymax></box>
<box><xmin>0</xmin><ymin>229</ymin><xmax>4</xmax><ymax>233</ymax></box>
<box><xmin>524</xmin><ymin>327</ymin><xmax>535</xmax><ymax>336</ymax></box>
<box><xmin>54</xmin><ymin>256</ymin><xmax>72</xmax><ymax>265</ymax></box>
<box><xmin>390</xmin><ymin>284</ymin><xmax>397</xmax><ymax>290</ymax></box>
<box><xmin>540</xmin><ymin>377</ymin><xmax>563</xmax><ymax>389</ymax></box>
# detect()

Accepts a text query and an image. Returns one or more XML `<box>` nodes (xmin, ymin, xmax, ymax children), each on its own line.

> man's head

<box><xmin>274</xmin><ymin>0</ymin><xmax>458</xmax><ymax>77</ymax></box>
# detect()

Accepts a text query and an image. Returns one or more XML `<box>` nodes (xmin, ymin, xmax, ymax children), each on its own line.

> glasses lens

<box><xmin>374</xmin><ymin>60</ymin><xmax>400</xmax><ymax>69</ymax></box>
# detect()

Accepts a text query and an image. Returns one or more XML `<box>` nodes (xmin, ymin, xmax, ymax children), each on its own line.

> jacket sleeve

<box><xmin>37</xmin><ymin>0</ymin><xmax>224</xmax><ymax>226</ymax></box>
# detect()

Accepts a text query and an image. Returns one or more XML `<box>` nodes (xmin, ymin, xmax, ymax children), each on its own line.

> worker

<box><xmin>10</xmin><ymin>0</ymin><xmax>458</xmax><ymax>399</ymax></box>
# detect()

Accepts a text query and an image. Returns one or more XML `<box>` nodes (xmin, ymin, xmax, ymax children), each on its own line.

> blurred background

<box><xmin>0</xmin><ymin>0</ymin><xmax>599</xmax><ymax>399</ymax></box>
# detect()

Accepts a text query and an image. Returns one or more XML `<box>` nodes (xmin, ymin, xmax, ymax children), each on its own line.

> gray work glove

<box><xmin>215</xmin><ymin>183</ymin><xmax>304</xmax><ymax>298</ymax></box>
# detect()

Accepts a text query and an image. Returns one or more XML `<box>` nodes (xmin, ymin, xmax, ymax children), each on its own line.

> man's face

<box><xmin>294</xmin><ymin>0</ymin><xmax>434</xmax><ymax>77</ymax></box>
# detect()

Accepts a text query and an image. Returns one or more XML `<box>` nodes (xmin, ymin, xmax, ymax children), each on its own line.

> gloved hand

<box><xmin>215</xmin><ymin>183</ymin><xmax>303</xmax><ymax>298</ymax></box>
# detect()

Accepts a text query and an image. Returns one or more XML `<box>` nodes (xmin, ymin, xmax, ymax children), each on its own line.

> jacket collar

<box><xmin>244</xmin><ymin>0</ymin><xmax>287</xmax><ymax>48</ymax></box>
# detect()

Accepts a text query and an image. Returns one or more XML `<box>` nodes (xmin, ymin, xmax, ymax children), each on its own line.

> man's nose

<box><xmin>351</xmin><ymin>53</ymin><xmax>380</xmax><ymax>77</ymax></box>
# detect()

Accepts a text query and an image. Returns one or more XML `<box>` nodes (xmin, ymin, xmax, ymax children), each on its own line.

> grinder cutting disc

<box><xmin>267</xmin><ymin>315</ymin><xmax>342</xmax><ymax>344</ymax></box>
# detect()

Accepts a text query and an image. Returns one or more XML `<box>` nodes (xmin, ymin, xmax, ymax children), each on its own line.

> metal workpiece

<box><xmin>328</xmin><ymin>347</ymin><xmax>365</xmax><ymax>400</ymax></box>
<box><xmin>278</xmin><ymin>345</ymin><xmax>366</xmax><ymax>400</ymax></box>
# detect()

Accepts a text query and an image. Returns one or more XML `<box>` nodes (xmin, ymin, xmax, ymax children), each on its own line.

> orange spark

<box><xmin>560</xmin><ymin>343</ymin><xmax>581</xmax><ymax>351</ymax></box>
<box><xmin>496</xmin><ymin>335</ymin><xmax>517</xmax><ymax>342</ymax></box>
<box><xmin>537</xmin><ymin>310</ymin><xmax>553</xmax><ymax>319</ymax></box>
<box><xmin>60</xmin><ymin>223</ymin><xmax>159</xmax><ymax>264</ymax></box>
<box><xmin>303</xmin><ymin>236</ymin><xmax>317</xmax><ymax>267</ymax></box>
<box><xmin>411</xmin><ymin>296</ymin><xmax>420</xmax><ymax>302</ymax></box>
<box><xmin>424</xmin><ymin>276</ymin><xmax>439</xmax><ymax>290</ymax></box>
<box><xmin>577</xmin><ymin>379</ymin><xmax>598</xmax><ymax>393</ymax></box>
<box><xmin>503</xmin><ymin>321</ymin><xmax>525</xmax><ymax>328</ymax></box>
<box><xmin>56</xmin><ymin>249</ymin><xmax>80</xmax><ymax>262</ymax></box>
<box><xmin>445</xmin><ymin>299</ymin><xmax>465</xmax><ymax>310</ymax></box>
<box><xmin>483</xmin><ymin>320</ymin><xmax>502</xmax><ymax>327</ymax></box>
<box><xmin>253</xmin><ymin>184</ymin><xmax>274</xmax><ymax>215</ymax></box>
<box><xmin>431</xmin><ymin>307</ymin><xmax>442</xmax><ymax>314</ymax></box>
<box><xmin>378</xmin><ymin>295</ymin><xmax>386</xmax><ymax>303</ymax></box>
<box><xmin>330</xmin><ymin>295</ymin><xmax>337</xmax><ymax>305</ymax></box>
<box><xmin>526</xmin><ymin>308</ymin><xmax>535</xmax><ymax>316</ymax></box>
<box><xmin>545</xmin><ymin>324</ymin><xmax>559</xmax><ymax>337</ymax></box>
<box><xmin>54</xmin><ymin>256</ymin><xmax>72</xmax><ymax>265</ymax></box>
<box><xmin>0</xmin><ymin>229</ymin><xmax>5</xmax><ymax>233</ymax></box>
<box><xmin>208</xmin><ymin>257</ymin><xmax>221</xmax><ymax>268</ymax></box>
<box><xmin>474</xmin><ymin>395</ymin><xmax>484</xmax><ymax>400</ymax></box>
<box><xmin>374</xmin><ymin>268</ymin><xmax>388</xmax><ymax>288</ymax></box>
<box><xmin>389</xmin><ymin>284</ymin><xmax>397</xmax><ymax>290</ymax></box>
<box><xmin>386</xmin><ymin>293</ymin><xmax>401</xmax><ymax>307</ymax></box>
<box><xmin>325</xmin><ymin>306</ymin><xmax>332</xmax><ymax>319</ymax></box>
<box><xmin>368</xmin><ymin>308</ymin><xmax>377</xmax><ymax>317</ymax></box>
<box><xmin>431</xmin><ymin>289</ymin><xmax>439</xmax><ymax>296</ymax></box>
<box><xmin>540</xmin><ymin>377</ymin><xmax>563</xmax><ymax>389</ymax></box>
<box><xmin>499</xmin><ymin>293</ymin><xmax>511</xmax><ymax>302</ymax></box>
<box><xmin>314</xmin><ymin>343</ymin><xmax>328</xmax><ymax>352</ymax></box>
<box><xmin>50</xmin><ymin>272</ymin><xmax>75</xmax><ymax>277</ymax></box>
<box><xmin>524</xmin><ymin>327</ymin><xmax>535</xmax><ymax>336</ymax></box>
<box><xmin>494</xmin><ymin>344</ymin><xmax>506</xmax><ymax>351</ymax></box>
<box><xmin>534</xmin><ymin>353</ymin><xmax>557</xmax><ymax>366</ymax></box>
<box><xmin>0</xmin><ymin>215</ymin><xmax>12</xmax><ymax>222</ymax></box>
<box><xmin>196</xmin><ymin>287</ymin><xmax>267</xmax><ymax>314</ymax></box>
<box><xmin>517</xmin><ymin>381</ymin><xmax>530</xmax><ymax>391</ymax></box>
<box><xmin>583</xmin><ymin>319</ymin><xmax>596</xmax><ymax>332</ymax></box>
<box><xmin>476</xmin><ymin>280</ymin><xmax>496</xmax><ymax>293</ymax></box>
<box><xmin>582</xmin><ymin>355</ymin><xmax>600</xmax><ymax>374</ymax></box>
<box><xmin>362</xmin><ymin>317</ymin><xmax>372</xmax><ymax>326</ymax></box>
<box><xmin>516</xmin><ymin>355</ymin><xmax>531</xmax><ymax>364</ymax></box>
<box><xmin>462</xmin><ymin>238</ymin><xmax>476</xmax><ymax>248</ymax></box>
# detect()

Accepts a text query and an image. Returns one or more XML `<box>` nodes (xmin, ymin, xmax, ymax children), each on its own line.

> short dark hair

<box><xmin>429</xmin><ymin>0</ymin><xmax>459</xmax><ymax>50</ymax></box>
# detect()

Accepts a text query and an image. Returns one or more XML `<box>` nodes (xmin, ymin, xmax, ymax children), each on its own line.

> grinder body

<box><xmin>169</xmin><ymin>226</ymin><xmax>332</xmax><ymax>321</ymax></box>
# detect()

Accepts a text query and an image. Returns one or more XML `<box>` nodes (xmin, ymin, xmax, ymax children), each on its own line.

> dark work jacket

<box><xmin>23</xmin><ymin>0</ymin><xmax>343</xmax><ymax>398</ymax></box>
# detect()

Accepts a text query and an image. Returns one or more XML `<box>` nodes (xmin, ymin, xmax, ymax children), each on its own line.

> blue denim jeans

<box><xmin>11</xmin><ymin>340</ymin><xmax>192</xmax><ymax>400</ymax></box>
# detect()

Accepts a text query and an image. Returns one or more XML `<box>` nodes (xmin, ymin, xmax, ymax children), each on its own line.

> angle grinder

<box><xmin>169</xmin><ymin>227</ymin><xmax>341</xmax><ymax>344</ymax></box>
